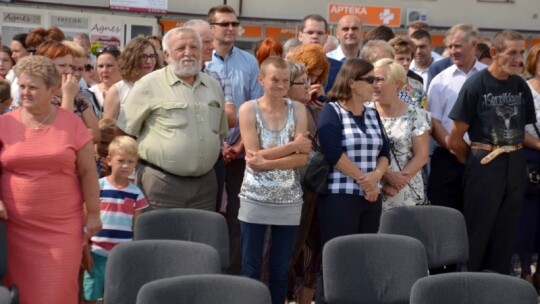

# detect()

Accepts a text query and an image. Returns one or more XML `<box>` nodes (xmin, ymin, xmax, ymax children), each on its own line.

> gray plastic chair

<box><xmin>134</xmin><ymin>209</ymin><xmax>229</xmax><ymax>269</ymax></box>
<box><xmin>136</xmin><ymin>274</ymin><xmax>271</xmax><ymax>304</ymax></box>
<box><xmin>0</xmin><ymin>221</ymin><xmax>18</xmax><ymax>304</ymax></box>
<box><xmin>323</xmin><ymin>234</ymin><xmax>429</xmax><ymax>304</ymax></box>
<box><xmin>378</xmin><ymin>205</ymin><xmax>469</xmax><ymax>269</ymax></box>
<box><xmin>410</xmin><ymin>272</ymin><xmax>538</xmax><ymax>304</ymax></box>
<box><xmin>0</xmin><ymin>287</ymin><xmax>10</xmax><ymax>304</ymax></box>
<box><xmin>104</xmin><ymin>240</ymin><xmax>221</xmax><ymax>304</ymax></box>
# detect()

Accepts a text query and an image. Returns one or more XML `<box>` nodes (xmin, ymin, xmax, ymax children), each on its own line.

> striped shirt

<box><xmin>90</xmin><ymin>177</ymin><xmax>148</xmax><ymax>257</ymax></box>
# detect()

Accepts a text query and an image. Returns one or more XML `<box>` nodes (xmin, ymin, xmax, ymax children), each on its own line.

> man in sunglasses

<box><xmin>206</xmin><ymin>4</ymin><xmax>263</xmax><ymax>275</ymax></box>
<box><xmin>117</xmin><ymin>27</ymin><xmax>229</xmax><ymax>213</ymax></box>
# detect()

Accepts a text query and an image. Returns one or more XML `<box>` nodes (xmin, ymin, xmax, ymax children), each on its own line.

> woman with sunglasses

<box><xmin>88</xmin><ymin>45</ymin><xmax>122</xmax><ymax>116</ymax></box>
<box><xmin>316</xmin><ymin>58</ymin><xmax>390</xmax><ymax>303</ymax></box>
<box><xmin>103</xmin><ymin>37</ymin><xmax>161</xmax><ymax>120</ymax></box>
<box><xmin>64</xmin><ymin>40</ymin><xmax>102</xmax><ymax>119</ymax></box>
<box><xmin>372</xmin><ymin>58</ymin><xmax>430</xmax><ymax>210</ymax></box>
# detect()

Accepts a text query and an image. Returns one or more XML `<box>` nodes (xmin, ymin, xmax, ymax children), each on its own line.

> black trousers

<box><xmin>427</xmin><ymin>147</ymin><xmax>465</xmax><ymax>212</ymax></box>
<box><xmin>224</xmin><ymin>158</ymin><xmax>246</xmax><ymax>275</ymax></box>
<box><xmin>464</xmin><ymin>148</ymin><xmax>526</xmax><ymax>274</ymax></box>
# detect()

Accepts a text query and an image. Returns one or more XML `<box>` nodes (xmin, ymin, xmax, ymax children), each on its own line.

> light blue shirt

<box><xmin>206</xmin><ymin>46</ymin><xmax>263</xmax><ymax>144</ymax></box>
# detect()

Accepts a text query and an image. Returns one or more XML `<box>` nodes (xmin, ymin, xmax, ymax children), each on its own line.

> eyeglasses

<box><xmin>140</xmin><ymin>54</ymin><xmax>157</xmax><ymax>61</ymax></box>
<box><xmin>96</xmin><ymin>45</ymin><xmax>121</xmax><ymax>57</ymax></box>
<box><xmin>211</xmin><ymin>22</ymin><xmax>240</xmax><ymax>28</ymax></box>
<box><xmin>84</xmin><ymin>64</ymin><xmax>94</xmax><ymax>72</ymax></box>
<box><xmin>291</xmin><ymin>79</ymin><xmax>311</xmax><ymax>88</ymax></box>
<box><xmin>303</xmin><ymin>31</ymin><xmax>326</xmax><ymax>36</ymax></box>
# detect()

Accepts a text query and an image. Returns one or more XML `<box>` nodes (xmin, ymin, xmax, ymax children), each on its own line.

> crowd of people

<box><xmin>0</xmin><ymin>5</ymin><xmax>538</xmax><ymax>304</ymax></box>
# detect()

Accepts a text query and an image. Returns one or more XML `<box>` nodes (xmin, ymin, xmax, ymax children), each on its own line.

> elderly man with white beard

<box><xmin>117</xmin><ymin>26</ymin><xmax>229</xmax><ymax>211</ymax></box>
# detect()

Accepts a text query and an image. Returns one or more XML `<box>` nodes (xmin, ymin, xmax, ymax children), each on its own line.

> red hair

<box><xmin>35</xmin><ymin>40</ymin><xmax>73</xmax><ymax>59</ymax></box>
<box><xmin>255</xmin><ymin>38</ymin><xmax>283</xmax><ymax>66</ymax></box>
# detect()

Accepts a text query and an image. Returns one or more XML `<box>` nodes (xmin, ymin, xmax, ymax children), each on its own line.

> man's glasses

<box><xmin>96</xmin><ymin>45</ymin><xmax>121</xmax><ymax>57</ymax></box>
<box><xmin>303</xmin><ymin>31</ymin><xmax>326</xmax><ymax>36</ymax></box>
<box><xmin>140</xmin><ymin>54</ymin><xmax>158</xmax><ymax>61</ymax></box>
<box><xmin>211</xmin><ymin>22</ymin><xmax>240</xmax><ymax>28</ymax></box>
<box><xmin>84</xmin><ymin>64</ymin><xmax>94</xmax><ymax>72</ymax></box>
<box><xmin>291</xmin><ymin>79</ymin><xmax>311</xmax><ymax>88</ymax></box>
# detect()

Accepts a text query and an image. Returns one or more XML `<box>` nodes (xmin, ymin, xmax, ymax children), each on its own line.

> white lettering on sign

<box><xmin>329</xmin><ymin>5</ymin><xmax>368</xmax><ymax>15</ymax></box>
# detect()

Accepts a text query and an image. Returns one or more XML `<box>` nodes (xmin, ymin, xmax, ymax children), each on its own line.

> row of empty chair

<box><xmin>102</xmin><ymin>206</ymin><xmax>538</xmax><ymax>303</ymax></box>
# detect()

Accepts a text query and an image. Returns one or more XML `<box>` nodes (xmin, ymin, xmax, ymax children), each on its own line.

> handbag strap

<box><xmin>312</xmin><ymin>103</ymin><xmax>344</xmax><ymax>151</ymax></box>
<box><xmin>533</xmin><ymin>124</ymin><xmax>540</xmax><ymax>138</ymax></box>
<box><xmin>378</xmin><ymin>113</ymin><xmax>424</xmax><ymax>202</ymax></box>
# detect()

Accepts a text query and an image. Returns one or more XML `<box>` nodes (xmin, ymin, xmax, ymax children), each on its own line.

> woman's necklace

<box><xmin>24</xmin><ymin>106</ymin><xmax>54</xmax><ymax>129</ymax></box>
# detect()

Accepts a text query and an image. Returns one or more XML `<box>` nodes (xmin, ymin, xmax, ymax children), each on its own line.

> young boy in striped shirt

<box><xmin>83</xmin><ymin>136</ymin><xmax>148</xmax><ymax>304</ymax></box>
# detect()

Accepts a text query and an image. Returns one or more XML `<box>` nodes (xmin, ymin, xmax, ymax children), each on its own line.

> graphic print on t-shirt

<box><xmin>482</xmin><ymin>92</ymin><xmax>525</xmax><ymax>144</ymax></box>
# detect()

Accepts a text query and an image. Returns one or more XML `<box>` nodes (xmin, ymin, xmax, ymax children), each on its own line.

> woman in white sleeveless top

<box><xmin>103</xmin><ymin>37</ymin><xmax>162</xmax><ymax>120</ymax></box>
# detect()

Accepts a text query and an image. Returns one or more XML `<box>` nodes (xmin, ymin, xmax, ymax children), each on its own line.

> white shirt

<box><xmin>410</xmin><ymin>54</ymin><xmax>443</xmax><ymax>91</ymax></box>
<box><xmin>326</xmin><ymin>45</ymin><xmax>360</xmax><ymax>62</ymax></box>
<box><xmin>426</xmin><ymin>60</ymin><xmax>487</xmax><ymax>145</ymax></box>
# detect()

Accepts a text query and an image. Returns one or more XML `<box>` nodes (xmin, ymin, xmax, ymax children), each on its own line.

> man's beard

<box><xmin>170</xmin><ymin>57</ymin><xmax>201</xmax><ymax>78</ymax></box>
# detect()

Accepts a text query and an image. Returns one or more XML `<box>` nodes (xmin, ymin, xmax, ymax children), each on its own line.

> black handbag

<box><xmin>526</xmin><ymin>162</ymin><xmax>540</xmax><ymax>194</ymax></box>
<box><xmin>526</xmin><ymin>124</ymin><xmax>540</xmax><ymax>194</ymax></box>
<box><xmin>301</xmin><ymin>130</ymin><xmax>330</xmax><ymax>195</ymax></box>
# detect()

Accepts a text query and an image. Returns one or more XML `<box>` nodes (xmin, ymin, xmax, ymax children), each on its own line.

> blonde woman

<box><xmin>372</xmin><ymin>58</ymin><xmax>431</xmax><ymax>210</ymax></box>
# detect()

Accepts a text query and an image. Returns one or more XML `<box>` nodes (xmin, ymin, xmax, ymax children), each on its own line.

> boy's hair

<box><xmin>99</xmin><ymin>118</ymin><xmax>116</xmax><ymax>136</ymax></box>
<box><xmin>108</xmin><ymin>136</ymin><xmax>139</xmax><ymax>158</ymax></box>
<box><xmin>0</xmin><ymin>80</ymin><xmax>11</xmax><ymax>103</ymax></box>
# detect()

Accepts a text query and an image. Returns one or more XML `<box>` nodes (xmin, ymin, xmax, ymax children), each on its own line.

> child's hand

<box><xmin>0</xmin><ymin>199</ymin><xmax>8</xmax><ymax>219</ymax></box>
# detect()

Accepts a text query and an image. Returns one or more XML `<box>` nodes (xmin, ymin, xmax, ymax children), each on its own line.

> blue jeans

<box><xmin>240</xmin><ymin>221</ymin><xmax>298</xmax><ymax>304</ymax></box>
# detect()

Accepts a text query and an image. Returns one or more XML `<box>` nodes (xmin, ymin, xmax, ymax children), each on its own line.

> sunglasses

<box><xmin>211</xmin><ymin>22</ymin><xmax>240</xmax><ymax>28</ymax></box>
<box><xmin>96</xmin><ymin>45</ymin><xmax>121</xmax><ymax>57</ymax></box>
<box><xmin>354</xmin><ymin>76</ymin><xmax>385</xmax><ymax>84</ymax></box>
<box><xmin>84</xmin><ymin>64</ymin><xmax>94</xmax><ymax>72</ymax></box>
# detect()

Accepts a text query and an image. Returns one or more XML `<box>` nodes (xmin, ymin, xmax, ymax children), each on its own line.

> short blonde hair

<box><xmin>108</xmin><ymin>136</ymin><xmax>139</xmax><ymax>158</ymax></box>
<box><xmin>13</xmin><ymin>56</ymin><xmax>60</xmax><ymax>88</ymax></box>
<box><xmin>63</xmin><ymin>40</ymin><xmax>85</xmax><ymax>57</ymax></box>
<box><xmin>374</xmin><ymin>58</ymin><xmax>406</xmax><ymax>88</ymax></box>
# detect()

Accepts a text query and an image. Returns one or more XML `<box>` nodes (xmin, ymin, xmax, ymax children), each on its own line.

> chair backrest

<box><xmin>0</xmin><ymin>287</ymin><xmax>11</xmax><ymax>304</ymax></box>
<box><xmin>378</xmin><ymin>205</ymin><xmax>469</xmax><ymax>269</ymax></box>
<box><xmin>410</xmin><ymin>272</ymin><xmax>538</xmax><ymax>304</ymax></box>
<box><xmin>323</xmin><ymin>234</ymin><xmax>428</xmax><ymax>304</ymax></box>
<box><xmin>104</xmin><ymin>240</ymin><xmax>221</xmax><ymax>304</ymax></box>
<box><xmin>136</xmin><ymin>274</ymin><xmax>271</xmax><ymax>304</ymax></box>
<box><xmin>134</xmin><ymin>209</ymin><xmax>229</xmax><ymax>268</ymax></box>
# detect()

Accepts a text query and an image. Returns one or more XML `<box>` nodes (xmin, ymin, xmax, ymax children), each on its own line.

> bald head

<box><xmin>336</xmin><ymin>15</ymin><xmax>363</xmax><ymax>50</ymax></box>
<box><xmin>183</xmin><ymin>19</ymin><xmax>214</xmax><ymax>62</ymax></box>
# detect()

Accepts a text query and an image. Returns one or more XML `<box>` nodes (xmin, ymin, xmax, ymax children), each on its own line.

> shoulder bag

<box><xmin>526</xmin><ymin>124</ymin><xmax>540</xmax><ymax>194</ymax></box>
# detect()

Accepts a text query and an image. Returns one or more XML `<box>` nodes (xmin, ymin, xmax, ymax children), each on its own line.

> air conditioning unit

<box><xmin>406</xmin><ymin>9</ymin><xmax>428</xmax><ymax>26</ymax></box>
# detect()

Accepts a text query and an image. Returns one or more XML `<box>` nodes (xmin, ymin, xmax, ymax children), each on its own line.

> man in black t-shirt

<box><xmin>447</xmin><ymin>30</ymin><xmax>535</xmax><ymax>274</ymax></box>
